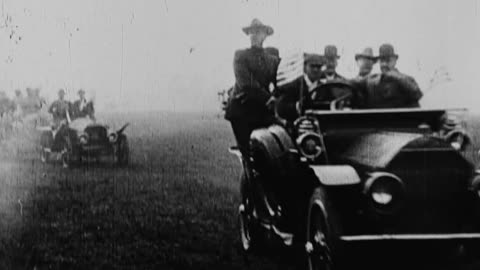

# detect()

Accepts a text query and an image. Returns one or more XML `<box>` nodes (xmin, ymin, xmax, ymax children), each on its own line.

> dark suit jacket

<box><xmin>49</xmin><ymin>99</ymin><xmax>72</xmax><ymax>125</ymax></box>
<box><xmin>353</xmin><ymin>69</ymin><xmax>423</xmax><ymax>109</ymax></box>
<box><xmin>225</xmin><ymin>46</ymin><xmax>280</xmax><ymax>122</ymax></box>
<box><xmin>276</xmin><ymin>77</ymin><xmax>343</xmax><ymax>122</ymax></box>
<box><xmin>72</xmin><ymin>99</ymin><xmax>95</xmax><ymax>119</ymax></box>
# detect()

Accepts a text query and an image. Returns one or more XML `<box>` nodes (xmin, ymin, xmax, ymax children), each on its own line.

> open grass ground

<box><xmin>0</xmin><ymin>111</ymin><xmax>477</xmax><ymax>270</ymax></box>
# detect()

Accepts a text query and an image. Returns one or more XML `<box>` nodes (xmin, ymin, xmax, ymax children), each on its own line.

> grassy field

<box><xmin>0</xmin><ymin>111</ymin><xmax>477</xmax><ymax>270</ymax></box>
<box><xmin>0</xmin><ymin>111</ymin><xmax>279</xmax><ymax>270</ymax></box>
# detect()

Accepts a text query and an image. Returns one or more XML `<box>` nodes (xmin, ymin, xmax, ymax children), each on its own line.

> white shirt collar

<box><xmin>79</xmin><ymin>98</ymin><xmax>87</xmax><ymax>110</ymax></box>
<box><xmin>326</xmin><ymin>74</ymin><xmax>336</xmax><ymax>80</ymax></box>
<box><xmin>304</xmin><ymin>75</ymin><xmax>318</xmax><ymax>91</ymax></box>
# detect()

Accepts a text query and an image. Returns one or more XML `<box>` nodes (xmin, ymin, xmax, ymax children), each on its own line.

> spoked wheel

<box><xmin>239</xmin><ymin>203</ymin><xmax>252</xmax><ymax>251</ymax></box>
<box><xmin>305</xmin><ymin>189</ymin><xmax>333</xmax><ymax>270</ymax></box>
<box><xmin>239</xmin><ymin>172</ymin><xmax>255</xmax><ymax>252</ymax></box>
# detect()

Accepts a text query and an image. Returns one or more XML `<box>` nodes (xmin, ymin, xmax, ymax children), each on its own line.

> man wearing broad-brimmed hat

<box><xmin>354</xmin><ymin>47</ymin><xmax>377</xmax><ymax>79</ymax></box>
<box><xmin>320</xmin><ymin>45</ymin><xmax>345</xmax><ymax>82</ymax></box>
<box><xmin>224</xmin><ymin>18</ymin><xmax>280</xmax><ymax>157</ymax></box>
<box><xmin>353</xmin><ymin>43</ymin><xmax>423</xmax><ymax>108</ymax></box>
<box><xmin>276</xmin><ymin>53</ymin><xmax>326</xmax><ymax>122</ymax></box>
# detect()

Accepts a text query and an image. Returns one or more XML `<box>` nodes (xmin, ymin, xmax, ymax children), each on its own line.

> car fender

<box><xmin>267</xmin><ymin>125</ymin><xmax>295</xmax><ymax>151</ymax></box>
<box><xmin>309</xmin><ymin>165</ymin><xmax>361</xmax><ymax>186</ymax></box>
<box><xmin>117</xmin><ymin>123</ymin><xmax>129</xmax><ymax>134</ymax></box>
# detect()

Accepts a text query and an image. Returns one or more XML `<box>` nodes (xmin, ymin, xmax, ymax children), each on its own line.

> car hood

<box><xmin>69</xmin><ymin>118</ymin><xmax>112</xmax><ymax>133</ymax></box>
<box><xmin>336</xmin><ymin>132</ymin><xmax>423</xmax><ymax>169</ymax></box>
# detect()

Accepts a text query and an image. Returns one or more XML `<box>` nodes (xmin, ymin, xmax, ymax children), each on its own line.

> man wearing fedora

<box><xmin>354</xmin><ymin>43</ymin><xmax>423</xmax><ymax>108</ymax></box>
<box><xmin>224</xmin><ymin>18</ymin><xmax>280</xmax><ymax>156</ymax></box>
<box><xmin>276</xmin><ymin>53</ymin><xmax>326</xmax><ymax>122</ymax></box>
<box><xmin>320</xmin><ymin>45</ymin><xmax>345</xmax><ymax>83</ymax></box>
<box><xmin>73</xmin><ymin>89</ymin><xmax>95</xmax><ymax>120</ymax></box>
<box><xmin>354</xmin><ymin>47</ymin><xmax>377</xmax><ymax>79</ymax></box>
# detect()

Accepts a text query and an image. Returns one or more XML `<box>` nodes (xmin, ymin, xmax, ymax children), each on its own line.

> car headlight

<box><xmin>296</xmin><ymin>132</ymin><xmax>323</xmax><ymax>160</ymax></box>
<box><xmin>470</xmin><ymin>173</ymin><xmax>480</xmax><ymax>198</ymax></box>
<box><xmin>294</xmin><ymin>116</ymin><xmax>320</xmax><ymax>135</ymax></box>
<box><xmin>445</xmin><ymin>130</ymin><xmax>469</xmax><ymax>151</ymax></box>
<box><xmin>364</xmin><ymin>172</ymin><xmax>405</xmax><ymax>214</ymax></box>
<box><xmin>79</xmin><ymin>134</ymin><xmax>88</xmax><ymax>144</ymax></box>
<box><xmin>109</xmin><ymin>133</ymin><xmax>118</xmax><ymax>143</ymax></box>
<box><xmin>372</xmin><ymin>191</ymin><xmax>393</xmax><ymax>205</ymax></box>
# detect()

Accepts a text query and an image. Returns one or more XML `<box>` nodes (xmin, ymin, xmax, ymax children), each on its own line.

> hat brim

<box><xmin>324</xmin><ymin>55</ymin><xmax>340</xmax><ymax>60</ymax></box>
<box><xmin>242</xmin><ymin>25</ymin><xmax>274</xmax><ymax>36</ymax></box>
<box><xmin>355</xmin><ymin>54</ymin><xmax>377</xmax><ymax>61</ymax></box>
<box><xmin>377</xmin><ymin>54</ymin><xmax>398</xmax><ymax>59</ymax></box>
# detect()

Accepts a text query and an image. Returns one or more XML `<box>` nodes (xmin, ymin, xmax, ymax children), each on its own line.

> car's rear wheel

<box><xmin>238</xmin><ymin>170</ymin><xmax>258</xmax><ymax>253</ymax></box>
<box><xmin>305</xmin><ymin>188</ymin><xmax>334</xmax><ymax>270</ymax></box>
<box><xmin>239</xmin><ymin>203</ymin><xmax>251</xmax><ymax>251</ymax></box>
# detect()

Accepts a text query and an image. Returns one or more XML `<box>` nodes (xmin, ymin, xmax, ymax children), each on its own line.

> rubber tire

<box><xmin>304</xmin><ymin>187</ymin><xmax>340</xmax><ymax>270</ymax></box>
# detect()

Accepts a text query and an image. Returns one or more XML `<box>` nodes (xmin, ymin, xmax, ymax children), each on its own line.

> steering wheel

<box><xmin>307</xmin><ymin>81</ymin><xmax>355</xmax><ymax>111</ymax></box>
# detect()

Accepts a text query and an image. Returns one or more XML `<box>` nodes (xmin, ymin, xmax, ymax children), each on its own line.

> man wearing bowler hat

<box><xmin>320</xmin><ymin>45</ymin><xmax>345</xmax><ymax>82</ymax></box>
<box><xmin>354</xmin><ymin>43</ymin><xmax>423</xmax><ymax>108</ymax></box>
<box><xmin>224</xmin><ymin>18</ymin><xmax>280</xmax><ymax>157</ymax></box>
<box><xmin>354</xmin><ymin>47</ymin><xmax>377</xmax><ymax>79</ymax></box>
<box><xmin>276</xmin><ymin>53</ymin><xmax>327</xmax><ymax>122</ymax></box>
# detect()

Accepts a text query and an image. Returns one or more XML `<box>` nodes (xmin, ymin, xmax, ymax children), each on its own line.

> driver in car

<box><xmin>319</xmin><ymin>45</ymin><xmax>346</xmax><ymax>83</ymax></box>
<box><xmin>275</xmin><ymin>53</ymin><xmax>325</xmax><ymax>122</ymax></box>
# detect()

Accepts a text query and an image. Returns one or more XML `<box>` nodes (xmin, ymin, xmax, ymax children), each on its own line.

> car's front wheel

<box><xmin>305</xmin><ymin>188</ymin><xmax>334</xmax><ymax>270</ymax></box>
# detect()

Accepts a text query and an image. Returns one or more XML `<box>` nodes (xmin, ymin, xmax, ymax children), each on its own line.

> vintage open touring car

<box><xmin>39</xmin><ymin>117</ymin><xmax>130</xmax><ymax>168</ymax></box>
<box><xmin>229</xmin><ymin>81</ymin><xmax>480</xmax><ymax>269</ymax></box>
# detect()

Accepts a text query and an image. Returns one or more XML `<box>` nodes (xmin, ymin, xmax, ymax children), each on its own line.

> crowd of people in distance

<box><xmin>0</xmin><ymin>87</ymin><xmax>47</xmax><ymax>141</ymax></box>
<box><xmin>0</xmin><ymin>86</ymin><xmax>95</xmax><ymax>142</ymax></box>
<box><xmin>224</xmin><ymin>18</ymin><xmax>424</xmax><ymax>155</ymax></box>
<box><xmin>0</xmin><ymin>87</ymin><xmax>46</xmax><ymax>117</ymax></box>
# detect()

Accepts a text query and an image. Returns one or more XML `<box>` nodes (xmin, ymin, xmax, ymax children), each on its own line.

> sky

<box><xmin>0</xmin><ymin>0</ymin><xmax>478</xmax><ymax>112</ymax></box>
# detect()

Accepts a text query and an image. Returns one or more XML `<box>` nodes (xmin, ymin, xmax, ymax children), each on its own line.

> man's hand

<box><xmin>266</xmin><ymin>96</ymin><xmax>276</xmax><ymax>111</ymax></box>
<box><xmin>384</xmin><ymin>70</ymin><xmax>403</xmax><ymax>80</ymax></box>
